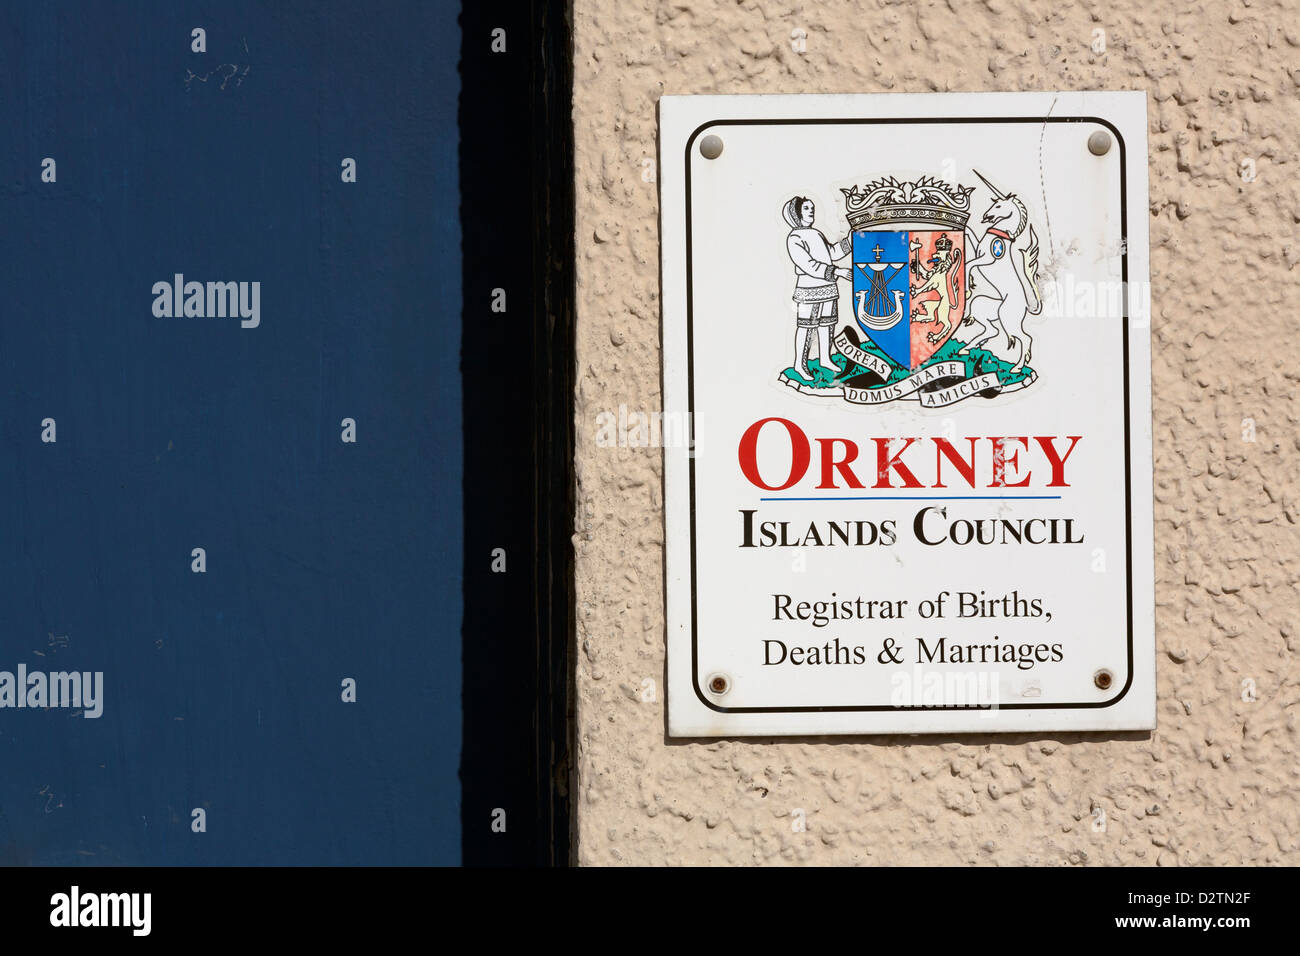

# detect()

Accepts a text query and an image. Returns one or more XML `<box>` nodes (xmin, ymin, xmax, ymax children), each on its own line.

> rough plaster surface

<box><xmin>572</xmin><ymin>0</ymin><xmax>1300</xmax><ymax>865</ymax></box>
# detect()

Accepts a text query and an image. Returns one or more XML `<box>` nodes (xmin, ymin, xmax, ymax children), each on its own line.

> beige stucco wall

<box><xmin>571</xmin><ymin>0</ymin><xmax>1300</xmax><ymax>865</ymax></box>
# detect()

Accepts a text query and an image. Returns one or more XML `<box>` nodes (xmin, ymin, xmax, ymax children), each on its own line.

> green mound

<box><xmin>781</xmin><ymin>333</ymin><xmax>1035</xmax><ymax>391</ymax></box>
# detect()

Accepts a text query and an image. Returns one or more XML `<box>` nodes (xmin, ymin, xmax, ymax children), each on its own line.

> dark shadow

<box><xmin>459</xmin><ymin>0</ymin><xmax>574</xmax><ymax>866</ymax></box>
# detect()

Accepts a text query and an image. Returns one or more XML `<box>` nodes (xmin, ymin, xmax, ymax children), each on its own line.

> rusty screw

<box><xmin>1094</xmin><ymin>669</ymin><xmax>1114</xmax><ymax>690</ymax></box>
<box><xmin>709</xmin><ymin>674</ymin><xmax>729</xmax><ymax>695</ymax></box>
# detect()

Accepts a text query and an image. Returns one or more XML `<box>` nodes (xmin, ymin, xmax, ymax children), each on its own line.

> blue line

<box><xmin>758</xmin><ymin>495</ymin><xmax>1064</xmax><ymax>501</ymax></box>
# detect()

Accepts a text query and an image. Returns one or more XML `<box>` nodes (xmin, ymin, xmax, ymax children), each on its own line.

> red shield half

<box><xmin>908</xmin><ymin>230</ymin><xmax>965</xmax><ymax>369</ymax></box>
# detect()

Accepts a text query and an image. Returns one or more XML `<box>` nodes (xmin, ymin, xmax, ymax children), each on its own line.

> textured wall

<box><xmin>571</xmin><ymin>0</ymin><xmax>1299</xmax><ymax>865</ymax></box>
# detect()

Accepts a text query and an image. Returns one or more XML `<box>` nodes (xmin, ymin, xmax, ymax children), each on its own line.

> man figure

<box><xmin>783</xmin><ymin>196</ymin><xmax>852</xmax><ymax>382</ymax></box>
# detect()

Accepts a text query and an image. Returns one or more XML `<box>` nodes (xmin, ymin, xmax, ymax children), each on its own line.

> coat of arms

<box><xmin>780</xmin><ymin>172</ymin><xmax>1043</xmax><ymax>408</ymax></box>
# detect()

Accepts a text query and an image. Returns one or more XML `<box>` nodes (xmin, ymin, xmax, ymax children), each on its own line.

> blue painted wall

<box><xmin>0</xmin><ymin>0</ymin><xmax>462</xmax><ymax>865</ymax></box>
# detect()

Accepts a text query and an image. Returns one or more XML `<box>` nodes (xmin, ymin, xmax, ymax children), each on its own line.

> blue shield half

<box><xmin>852</xmin><ymin>230</ymin><xmax>910</xmax><ymax>369</ymax></box>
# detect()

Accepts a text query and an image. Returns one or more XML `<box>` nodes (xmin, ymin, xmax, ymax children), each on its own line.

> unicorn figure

<box><xmin>959</xmin><ymin>171</ymin><xmax>1042</xmax><ymax>373</ymax></box>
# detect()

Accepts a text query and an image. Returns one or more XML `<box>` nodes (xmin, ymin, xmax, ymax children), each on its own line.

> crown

<box><xmin>935</xmin><ymin>233</ymin><xmax>953</xmax><ymax>252</ymax></box>
<box><xmin>840</xmin><ymin>176</ymin><xmax>974</xmax><ymax>232</ymax></box>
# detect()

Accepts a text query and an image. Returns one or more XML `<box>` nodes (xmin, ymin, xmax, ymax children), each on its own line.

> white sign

<box><xmin>661</xmin><ymin>92</ymin><xmax>1155</xmax><ymax>736</ymax></box>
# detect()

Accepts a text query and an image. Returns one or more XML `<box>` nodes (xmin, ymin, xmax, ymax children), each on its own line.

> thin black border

<box><xmin>459</xmin><ymin>0</ymin><xmax>572</xmax><ymax>864</ymax></box>
<box><xmin>533</xmin><ymin>0</ymin><xmax>575</xmax><ymax>864</ymax></box>
<box><xmin>682</xmin><ymin>116</ymin><xmax>1134</xmax><ymax>714</ymax></box>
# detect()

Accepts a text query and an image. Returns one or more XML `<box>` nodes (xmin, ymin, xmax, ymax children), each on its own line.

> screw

<box><xmin>1087</xmin><ymin>130</ymin><xmax>1112</xmax><ymax>156</ymax></box>
<box><xmin>1094</xmin><ymin>669</ymin><xmax>1113</xmax><ymax>690</ymax></box>
<box><xmin>708</xmin><ymin>674</ymin><xmax>729</xmax><ymax>695</ymax></box>
<box><xmin>699</xmin><ymin>134</ymin><xmax>724</xmax><ymax>160</ymax></box>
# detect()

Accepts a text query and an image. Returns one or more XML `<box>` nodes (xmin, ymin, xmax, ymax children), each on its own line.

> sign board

<box><xmin>661</xmin><ymin>92</ymin><xmax>1154</xmax><ymax>736</ymax></box>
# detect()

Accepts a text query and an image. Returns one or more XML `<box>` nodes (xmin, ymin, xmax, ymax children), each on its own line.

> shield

<box><xmin>853</xmin><ymin>229</ymin><xmax>965</xmax><ymax>371</ymax></box>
